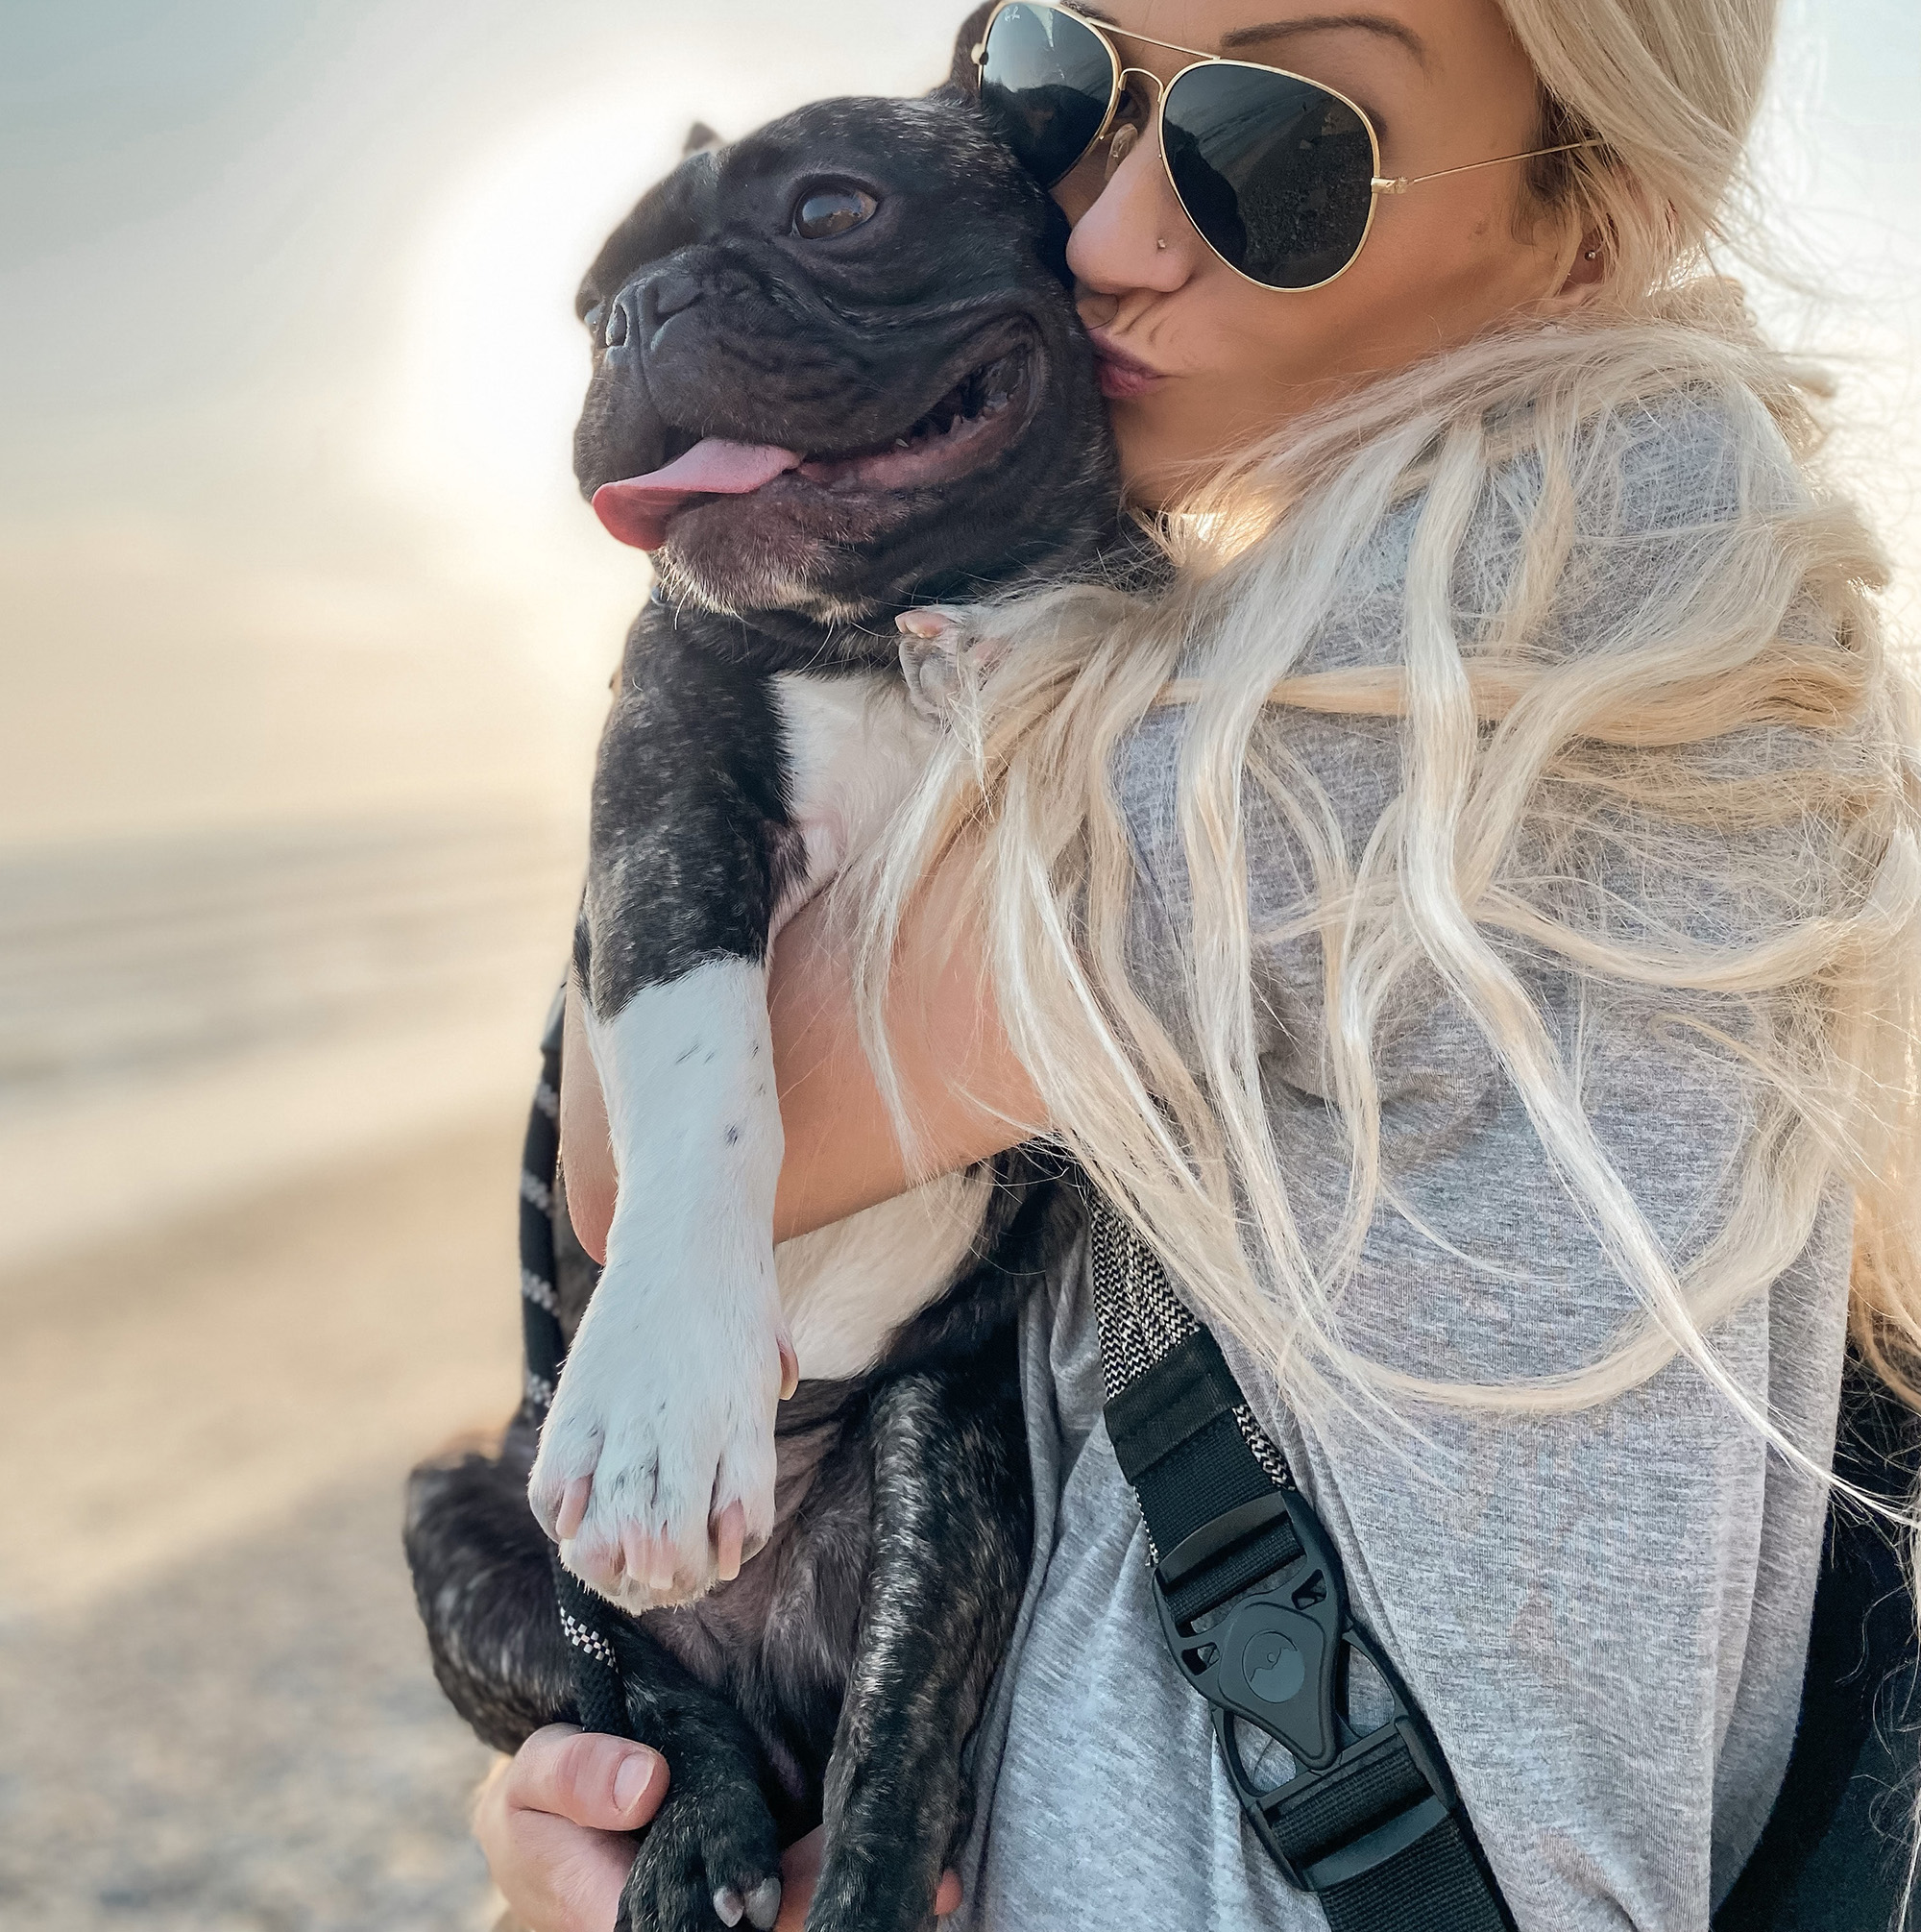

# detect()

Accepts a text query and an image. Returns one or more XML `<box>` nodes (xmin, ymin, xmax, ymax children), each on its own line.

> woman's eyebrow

<box><xmin>1218</xmin><ymin>15</ymin><xmax>1428</xmax><ymax>67</ymax></box>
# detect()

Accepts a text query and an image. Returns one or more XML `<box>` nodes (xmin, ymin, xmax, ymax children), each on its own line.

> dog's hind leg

<box><xmin>405</xmin><ymin>1422</ymin><xmax>786</xmax><ymax>1932</ymax></box>
<box><xmin>614</xmin><ymin>1637</ymin><xmax>788</xmax><ymax>1932</ymax></box>
<box><xmin>804</xmin><ymin>1333</ymin><xmax>1032</xmax><ymax>1932</ymax></box>
<box><xmin>405</xmin><ymin>1416</ymin><xmax>581</xmax><ymax>1752</ymax></box>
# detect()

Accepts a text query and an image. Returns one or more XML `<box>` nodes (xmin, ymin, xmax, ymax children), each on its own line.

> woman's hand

<box><xmin>474</xmin><ymin>1725</ymin><xmax>665</xmax><ymax>1932</ymax></box>
<box><xmin>474</xmin><ymin>1727</ymin><xmax>965</xmax><ymax>1931</ymax></box>
<box><xmin>773</xmin><ymin>1828</ymin><xmax>964</xmax><ymax>1928</ymax></box>
<box><xmin>560</xmin><ymin>827</ymin><xmax>1042</xmax><ymax>1262</ymax></box>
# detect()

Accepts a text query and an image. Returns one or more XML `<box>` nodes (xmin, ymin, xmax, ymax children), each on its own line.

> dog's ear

<box><xmin>681</xmin><ymin>121</ymin><xmax>723</xmax><ymax>157</ymax></box>
<box><xmin>944</xmin><ymin>3</ymin><xmax>994</xmax><ymax>91</ymax></box>
<box><xmin>575</xmin><ymin>147</ymin><xmax>723</xmax><ymax>322</ymax></box>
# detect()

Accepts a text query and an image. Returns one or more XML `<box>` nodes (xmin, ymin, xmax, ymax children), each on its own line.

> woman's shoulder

<box><xmin>1531</xmin><ymin>381</ymin><xmax>1806</xmax><ymax>534</ymax></box>
<box><xmin>1112</xmin><ymin>376</ymin><xmax>1831</xmax><ymax>919</ymax></box>
<box><xmin>1301</xmin><ymin>380</ymin><xmax>1813</xmax><ymax>676</ymax></box>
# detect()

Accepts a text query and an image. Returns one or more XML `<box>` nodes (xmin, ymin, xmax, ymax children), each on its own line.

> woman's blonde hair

<box><xmin>858</xmin><ymin>0</ymin><xmax>1921</xmax><ymax>1462</ymax></box>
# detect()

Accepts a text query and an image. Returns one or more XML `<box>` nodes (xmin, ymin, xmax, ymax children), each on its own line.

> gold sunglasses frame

<box><xmin>970</xmin><ymin>0</ymin><xmax>1596</xmax><ymax>293</ymax></box>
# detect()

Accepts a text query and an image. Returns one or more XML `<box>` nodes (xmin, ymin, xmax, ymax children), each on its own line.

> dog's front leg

<box><xmin>806</xmin><ymin>1335</ymin><xmax>1033</xmax><ymax>1932</ymax></box>
<box><xmin>530</xmin><ymin>609</ymin><xmax>803</xmax><ymax>1613</ymax></box>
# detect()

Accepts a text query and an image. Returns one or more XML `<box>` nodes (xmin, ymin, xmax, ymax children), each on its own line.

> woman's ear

<box><xmin>1542</xmin><ymin>226</ymin><xmax>1611</xmax><ymax>316</ymax></box>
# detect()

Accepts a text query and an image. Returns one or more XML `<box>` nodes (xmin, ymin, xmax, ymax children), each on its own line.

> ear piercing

<box><xmin>1157</xmin><ymin>238</ymin><xmax>1168</xmax><ymax>251</ymax></box>
<box><xmin>1584</xmin><ymin>247</ymin><xmax>1601</xmax><ymax>260</ymax></box>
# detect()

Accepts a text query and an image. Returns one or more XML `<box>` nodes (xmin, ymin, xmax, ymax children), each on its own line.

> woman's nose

<box><xmin>1065</xmin><ymin>125</ymin><xmax>1199</xmax><ymax>299</ymax></box>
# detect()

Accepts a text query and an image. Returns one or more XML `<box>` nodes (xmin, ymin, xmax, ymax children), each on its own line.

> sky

<box><xmin>2</xmin><ymin>0</ymin><xmax>1917</xmax><ymax>847</ymax></box>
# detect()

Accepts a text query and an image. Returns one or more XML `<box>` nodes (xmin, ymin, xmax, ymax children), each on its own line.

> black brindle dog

<box><xmin>404</xmin><ymin>50</ymin><xmax>1133</xmax><ymax>1932</ymax></box>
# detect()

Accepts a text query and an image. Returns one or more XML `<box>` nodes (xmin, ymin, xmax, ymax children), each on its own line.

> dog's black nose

<box><xmin>609</xmin><ymin>271</ymin><xmax>702</xmax><ymax>349</ymax></box>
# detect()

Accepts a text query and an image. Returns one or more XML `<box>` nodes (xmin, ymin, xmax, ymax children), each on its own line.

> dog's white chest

<box><xmin>772</xmin><ymin>670</ymin><xmax>936</xmax><ymax>887</ymax></box>
<box><xmin>766</xmin><ymin>668</ymin><xmax>984</xmax><ymax>1378</ymax></box>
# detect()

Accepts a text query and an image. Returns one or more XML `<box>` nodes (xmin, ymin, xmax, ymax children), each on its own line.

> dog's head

<box><xmin>573</xmin><ymin>91</ymin><xmax>1115</xmax><ymax>625</ymax></box>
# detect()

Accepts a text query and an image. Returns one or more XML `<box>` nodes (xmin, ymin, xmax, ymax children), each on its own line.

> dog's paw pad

<box><xmin>896</xmin><ymin>605</ymin><xmax>960</xmax><ymax>643</ymax></box>
<box><xmin>538</xmin><ymin>1406</ymin><xmax>778</xmax><ymax>1609</ymax></box>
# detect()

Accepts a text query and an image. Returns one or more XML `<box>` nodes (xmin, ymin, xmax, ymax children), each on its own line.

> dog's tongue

<box><xmin>593</xmin><ymin>440</ymin><xmax>803</xmax><ymax>550</ymax></box>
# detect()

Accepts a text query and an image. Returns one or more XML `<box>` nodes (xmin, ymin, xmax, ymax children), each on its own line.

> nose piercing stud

<box><xmin>1156</xmin><ymin>237</ymin><xmax>1168</xmax><ymax>251</ymax></box>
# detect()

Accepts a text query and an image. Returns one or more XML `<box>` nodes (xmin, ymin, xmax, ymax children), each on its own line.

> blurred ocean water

<box><xmin>0</xmin><ymin>813</ymin><xmax>582</xmax><ymax>1274</ymax></box>
<box><xmin>0</xmin><ymin>814</ymin><xmax>579</xmax><ymax>1104</ymax></box>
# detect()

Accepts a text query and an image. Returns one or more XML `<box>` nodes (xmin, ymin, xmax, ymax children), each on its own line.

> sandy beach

<box><xmin>0</xmin><ymin>1096</ymin><xmax>536</xmax><ymax>1929</ymax></box>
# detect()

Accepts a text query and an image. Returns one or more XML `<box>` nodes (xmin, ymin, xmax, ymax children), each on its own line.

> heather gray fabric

<box><xmin>951</xmin><ymin>396</ymin><xmax>1851</xmax><ymax>1931</ymax></box>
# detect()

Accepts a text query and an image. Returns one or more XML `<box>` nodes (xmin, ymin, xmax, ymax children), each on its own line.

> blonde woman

<box><xmin>477</xmin><ymin>0</ymin><xmax>1921</xmax><ymax>1925</ymax></box>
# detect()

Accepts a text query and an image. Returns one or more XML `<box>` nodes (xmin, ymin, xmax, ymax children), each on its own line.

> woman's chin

<box><xmin>1110</xmin><ymin>404</ymin><xmax>1219</xmax><ymax>515</ymax></box>
<box><xmin>1110</xmin><ymin>378</ymin><xmax>1318</xmax><ymax>511</ymax></box>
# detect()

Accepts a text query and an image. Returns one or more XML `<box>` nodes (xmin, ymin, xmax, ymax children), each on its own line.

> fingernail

<box><xmin>613</xmin><ymin>1748</ymin><xmax>658</xmax><ymax>1814</ymax></box>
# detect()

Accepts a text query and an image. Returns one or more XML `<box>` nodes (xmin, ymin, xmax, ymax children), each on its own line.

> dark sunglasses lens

<box><xmin>1162</xmin><ymin>64</ymin><xmax>1376</xmax><ymax>288</ymax></box>
<box><xmin>977</xmin><ymin>4</ymin><xmax>1116</xmax><ymax>187</ymax></box>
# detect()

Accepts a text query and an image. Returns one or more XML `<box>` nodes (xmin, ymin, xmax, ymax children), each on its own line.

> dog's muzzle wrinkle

<box><xmin>641</xmin><ymin>269</ymin><xmax>703</xmax><ymax>341</ymax></box>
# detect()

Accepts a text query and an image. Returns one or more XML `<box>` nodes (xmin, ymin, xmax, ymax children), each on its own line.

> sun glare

<box><xmin>379</xmin><ymin>86</ymin><xmax>687</xmax><ymax>540</ymax></box>
<box><xmin>372</xmin><ymin>17</ymin><xmax>952</xmax><ymax>585</ymax></box>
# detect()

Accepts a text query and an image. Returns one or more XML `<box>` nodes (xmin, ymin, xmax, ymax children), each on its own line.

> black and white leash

<box><xmin>1085</xmin><ymin>1194</ymin><xmax>1516</xmax><ymax>1930</ymax></box>
<box><xmin>520</xmin><ymin>988</ymin><xmax>635</xmax><ymax>1740</ymax></box>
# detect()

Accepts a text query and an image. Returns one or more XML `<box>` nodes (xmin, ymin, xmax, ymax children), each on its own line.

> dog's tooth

<box><xmin>744</xmin><ymin>1878</ymin><xmax>783</xmax><ymax>1930</ymax></box>
<box><xmin>713</xmin><ymin>1888</ymin><xmax>746</xmax><ymax>1927</ymax></box>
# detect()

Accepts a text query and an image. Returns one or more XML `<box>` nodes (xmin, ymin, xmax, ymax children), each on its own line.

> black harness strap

<box><xmin>521</xmin><ymin>988</ymin><xmax>634</xmax><ymax>1741</ymax></box>
<box><xmin>1087</xmin><ymin>1197</ymin><xmax>1514</xmax><ymax>1931</ymax></box>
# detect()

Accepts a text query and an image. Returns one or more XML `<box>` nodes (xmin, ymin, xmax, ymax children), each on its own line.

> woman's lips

<box><xmin>1089</xmin><ymin>332</ymin><xmax>1169</xmax><ymax>401</ymax></box>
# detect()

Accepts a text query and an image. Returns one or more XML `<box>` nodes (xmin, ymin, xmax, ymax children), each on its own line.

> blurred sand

<box><xmin>0</xmin><ymin>1113</ymin><xmax>531</xmax><ymax>1929</ymax></box>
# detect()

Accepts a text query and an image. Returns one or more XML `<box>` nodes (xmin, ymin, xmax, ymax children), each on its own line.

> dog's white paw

<box><xmin>527</xmin><ymin>1259</ymin><xmax>796</xmax><ymax>1611</ymax></box>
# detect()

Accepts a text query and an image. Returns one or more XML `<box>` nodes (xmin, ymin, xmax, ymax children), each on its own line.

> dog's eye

<box><xmin>792</xmin><ymin>187</ymin><xmax>878</xmax><ymax>240</ymax></box>
<box><xmin>583</xmin><ymin>303</ymin><xmax>605</xmax><ymax>336</ymax></box>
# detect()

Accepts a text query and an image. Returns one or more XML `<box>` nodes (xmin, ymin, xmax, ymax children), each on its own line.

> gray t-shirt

<box><xmin>951</xmin><ymin>396</ymin><xmax>1851</xmax><ymax>1930</ymax></box>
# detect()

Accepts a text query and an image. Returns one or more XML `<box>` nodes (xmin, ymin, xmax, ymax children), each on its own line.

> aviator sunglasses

<box><xmin>970</xmin><ymin>2</ymin><xmax>1596</xmax><ymax>292</ymax></box>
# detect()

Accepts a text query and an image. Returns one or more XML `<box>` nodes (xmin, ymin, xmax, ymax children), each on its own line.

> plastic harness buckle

<box><xmin>1151</xmin><ymin>1484</ymin><xmax>1463</xmax><ymax>1895</ymax></box>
